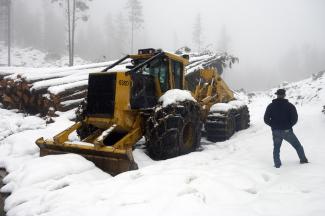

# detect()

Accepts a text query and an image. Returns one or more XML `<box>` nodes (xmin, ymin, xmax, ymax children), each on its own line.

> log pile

<box><xmin>0</xmin><ymin>62</ymin><xmax>119</xmax><ymax>116</ymax></box>
<box><xmin>0</xmin><ymin>50</ymin><xmax>238</xmax><ymax>117</ymax></box>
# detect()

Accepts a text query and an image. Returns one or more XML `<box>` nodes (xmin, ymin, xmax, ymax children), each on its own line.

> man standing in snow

<box><xmin>264</xmin><ymin>89</ymin><xmax>308</xmax><ymax>168</ymax></box>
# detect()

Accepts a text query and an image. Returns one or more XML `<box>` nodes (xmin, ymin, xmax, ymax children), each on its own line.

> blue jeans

<box><xmin>272</xmin><ymin>129</ymin><xmax>307</xmax><ymax>166</ymax></box>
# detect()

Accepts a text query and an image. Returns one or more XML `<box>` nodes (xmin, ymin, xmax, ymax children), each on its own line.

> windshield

<box><xmin>136</xmin><ymin>58</ymin><xmax>169</xmax><ymax>92</ymax></box>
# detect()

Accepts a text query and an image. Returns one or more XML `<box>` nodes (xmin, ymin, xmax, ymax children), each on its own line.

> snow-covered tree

<box><xmin>126</xmin><ymin>0</ymin><xmax>143</xmax><ymax>53</ymax></box>
<box><xmin>50</xmin><ymin>0</ymin><xmax>92</xmax><ymax>66</ymax></box>
<box><xmin>192</xmin><ymin>14</ymin><xmax>203</xmax><ymax>52</ymax></box>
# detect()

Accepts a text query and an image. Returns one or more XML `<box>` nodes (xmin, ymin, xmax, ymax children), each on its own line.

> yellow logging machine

<box><xmin>36</xmin><ymin>49</ymin><xmax>249</xmax><ymax>175</ymax></box>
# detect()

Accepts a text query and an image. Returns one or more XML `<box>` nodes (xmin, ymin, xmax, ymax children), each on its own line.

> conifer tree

<box><xmin>126</xmin><ymin>0</ymin><xmax>143</xmax><ymax>53</ymax></box>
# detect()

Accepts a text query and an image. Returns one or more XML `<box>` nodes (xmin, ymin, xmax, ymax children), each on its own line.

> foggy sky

<box><xmin>138</xmin><ymin>0</ymin><xmax>325</xmax><ymax>90</ymax></box>
<box><xmin>5</xmin><ymin>0</ymin><xmax>325</xmax><ymax>91</ymax></box>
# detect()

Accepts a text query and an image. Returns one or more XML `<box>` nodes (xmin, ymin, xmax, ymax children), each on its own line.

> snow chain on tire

<box><xmin>145</xmin><ymin>100</ymin><xmax>202</xmax><ymax>160</ymax></box>
<box><xmin>235</xmin><ymin>105</ymin><xmax>250</xmax><ymax>131</ymax></box>
<box><xmin>205</xmin><ymin>108</ymin><xmax>236</xmax><ymax>142</ymax></box>
<box><xmin>205</xmin><ymin>103</ymin><xmax>250</xmax><ymax>142</ymax></box>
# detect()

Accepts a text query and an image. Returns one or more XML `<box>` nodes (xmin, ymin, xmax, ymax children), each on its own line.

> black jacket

<box><xmin>264</xmin><ymin>98</ymin><xmax>298</xmax><ymax>130</ymax></box>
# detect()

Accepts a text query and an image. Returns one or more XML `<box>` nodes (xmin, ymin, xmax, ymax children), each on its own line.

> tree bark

<box><xmin>67</xmin><ymin>0</ymin><xmax>72</xmax><ymax>66</ymax></box>
<box><xmin>71</xmin><ymin>0</ymin><xmax>76</xmax><ymax>66</ymax></box>
<box><xmin>7</xmin><ymin>0</ymin><xmax>11</xmax><ymax>66</ymax></box>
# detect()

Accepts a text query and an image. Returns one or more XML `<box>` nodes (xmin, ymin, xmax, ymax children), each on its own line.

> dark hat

<box><xmin>275</xmin><ymin>89</ymin><xmax>286</xmax><ymax>95</ymax></box>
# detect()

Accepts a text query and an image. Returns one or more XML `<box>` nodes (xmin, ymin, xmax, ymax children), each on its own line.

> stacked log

<box><xmin>0</xmin><ymin>62</ymin><xmax>119</xmax><ymax>116</ymax></box>
<box><xmin>0</xmin><ymin>51</ymin><xmax>238</xmax><ymax>117</ymax></box>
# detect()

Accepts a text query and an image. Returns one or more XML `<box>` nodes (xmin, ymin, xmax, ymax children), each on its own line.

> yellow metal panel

<box><xmin>53</xmin><ymin>122</ymin><xmax>82</xmax><ymax>144</ymax></box>
<box><xmin>154</xmin><ymin>76</ymin><xmax>163</xmax><ymax>97</ymax></box>
<box><xmin>168</xmin><ymin>59</ymin><xmax>175</xmax><ymax>89</ymax></box>
<box><xmin>165</xmin><ymin>52</ymin><xmax>189</xmax><ymax>66</ymax></box>
<box><xmin>36</xmin><ymin>137</ymin><xmax>127</xmax><ymax>154</ymax></box>
<box><xmin>86</xmin><ymin>117</ymin><xmax>113</xmax><ymax>129</ymax></box>
<box><xmin>115</xmin><ymin>73</ymin><xmax>131</xmax><ymax>111</ymax></box>
<box><xmin>113</xmin><ymin>127</ymin><xmax>142</xmax><ymax>149</ymax></box>
<box><xmin>200</xmin><ymin>69</ymin><xmax>215</xmax><ymax>81</ymax></box>
<box><xmin>114</xmin><ymin>73</ymin><xmax>136</xmax><ymax>131</ymax></box>
<box><xmin>85</xmin><ymin>72</ymin><xmax>138</xmax><ymax>131</ymax></box>
<box><xmin>189</xmin><ymin>68</ymin><xmax>235</xmax><ymax>116</ymax></box>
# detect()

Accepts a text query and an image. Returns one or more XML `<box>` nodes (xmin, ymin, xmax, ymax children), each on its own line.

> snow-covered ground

<box><xmin>0</xmin><ymin>42</ymin><xmax>89</xmax><ymax>67</ymax></box>
<box><xmin>0</xmin><ymin>71</ymin><xmax>325</xmax><ymax>216</ymax></box>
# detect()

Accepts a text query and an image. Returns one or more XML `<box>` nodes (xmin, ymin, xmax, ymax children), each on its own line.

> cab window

<box><xmin>142</xmin><ymin>58</ymin><xmax>169</xmax><ymax>92</ymax></box>
<box><xmin>171</xmin><ymin>60</ymin><xmax>182</xmax><ymax>89</ymax></box>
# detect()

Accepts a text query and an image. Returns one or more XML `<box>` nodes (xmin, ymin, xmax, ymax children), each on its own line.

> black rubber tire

<box><xmin>205</xmin><ymin>109</ymin><xmax>236</xmax><ymax>142</ymax></box>
<box><xmin>145</xmin><ymin>100</ymin><xmax>202</xmax><ymax>160</ymax></box>
<box><xmin>75</xmin><ymin>98</ymin><xmax>98</xmax><ymax>140</ymax></box>
<box><xmin>238</xmin><ymin>105</ymin><xmax>250</xmax><ymax>130</ymax></box>
<box><xmin>233</xmin><ymin>105</ymin><xmax>250</xmax><ymax>131</ymax></box>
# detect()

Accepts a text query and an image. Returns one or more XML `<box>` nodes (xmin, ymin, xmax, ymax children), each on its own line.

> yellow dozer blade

<box><xmin>35</xmin><ymin>122</ymin><xmax>140</xmax><ymax>176</ymax></box>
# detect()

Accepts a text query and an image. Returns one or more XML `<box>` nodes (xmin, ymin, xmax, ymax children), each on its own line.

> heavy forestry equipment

<box><xmin>36</xmin><ymin>48</ymin><xmax>250</xmax><ymax>175</ymax></box>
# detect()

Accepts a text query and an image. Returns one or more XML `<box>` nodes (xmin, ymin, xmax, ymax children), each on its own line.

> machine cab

<box><xmin>129</xmin><ymin>49</ymin><xmax>189</xmax><ymax>109</ymax></box>
<box><xmin>132</xmin><ymin>49</ymin><xmax>188</xmax><ymax>91</ymax></box>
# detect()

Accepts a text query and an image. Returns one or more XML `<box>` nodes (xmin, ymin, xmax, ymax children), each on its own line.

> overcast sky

<box><xmin>83</xmin><ymin>0</ymin><xmax>325</xmax><ymax>90</ymax></box>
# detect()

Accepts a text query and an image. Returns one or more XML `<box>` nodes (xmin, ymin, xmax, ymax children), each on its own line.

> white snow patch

<box><xmin>210</xmin><ymin>103</ymin><xmax>235</xmax><ymax>113</ymax></box>
<box><xmin>0</xmin><ymin>110</ymin><xmax>46</xmax><ymax>141</ymax></box>
<box><xmin>70</xmin><ymin>141</ymin><xmax>94</xmax><ymax>147</ymax></box>
<box><xmin>68</xmin><ymin>131</ymin><xmax>80</xmax><ymax>142</ymax></box>
<box><xmin>97</xmin><ymin>124</ymin><xmax>117</xmax><ymax>142</ymax></box>
<box><xmin>159</xmin><ymin>89</ymin><xmax>196</xmax><ymax>107</ymax></box>
<box><xmin>1</xmin><ymin>154</ymin><xmax>110</xmax><ymax>215</ymax></box>
<box><xmin>0</xmin><ymin>42</ymin><xmax>90</xmax><ymax>68</ymax></box>
<box><xmin>60</xmin><ymin>98</ymin><xmax>84</xmax><ymax>107</ymax></box>
<box><xmin>228</xmin><ymin>100</ymin><xmax>246</xmax><ymax>109</ymax></box>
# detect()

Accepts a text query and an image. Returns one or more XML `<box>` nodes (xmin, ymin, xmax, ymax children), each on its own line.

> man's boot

<box><xmin>300</xmin><ymin>158</ymin><xmax>309</xmax><ymax>164</ymax></box>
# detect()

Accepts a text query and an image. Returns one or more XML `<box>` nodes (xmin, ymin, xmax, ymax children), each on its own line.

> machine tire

<box><xmin>233</xmin><ymin>104</ymin><xmax>250</xmax><ymax>131</ymax></box>
<box><xmin>205</xmin><ymin>108</ymin><xmax>236</xmax><ymax>142</ymax></box>
<box><xmin>145</xmin><ymin>100</ymin><xmax>202</xmax><ymax>160</ymax></box>
<box><xmin>75</xmin><ymin>98</ymin><xmax>98</xmax><ymax>140</ymax></box>
<box><xmin>238</xmin><ymin>105</ymin><xmax>250</xmax><ymax>130</ymax></box>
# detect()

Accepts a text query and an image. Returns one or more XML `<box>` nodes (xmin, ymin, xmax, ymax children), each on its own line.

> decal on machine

<box><xmin>119</xmin><ymin>80</ymin><xmax>130</xmax><ymax>86</ymax></box>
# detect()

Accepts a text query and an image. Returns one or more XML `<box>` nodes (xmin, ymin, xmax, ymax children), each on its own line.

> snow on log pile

<box><xmin>176</xmin><ymin>48</ymin><xmax>239</xmax><ymax>76</ymax></box>
<box><xmin>0</xmin><ymin>49</ymin><xmax>237</xmax><ymax>117</ymax></box>
<box><xmin>177</xmin><ymin>47</ymin><xmax>239</xmax><ymax>91</ymax></box>
<box><xmin>0</xmin><ymin>62</ymin><xmax>121</xmax><ymax>116</ymax></box>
